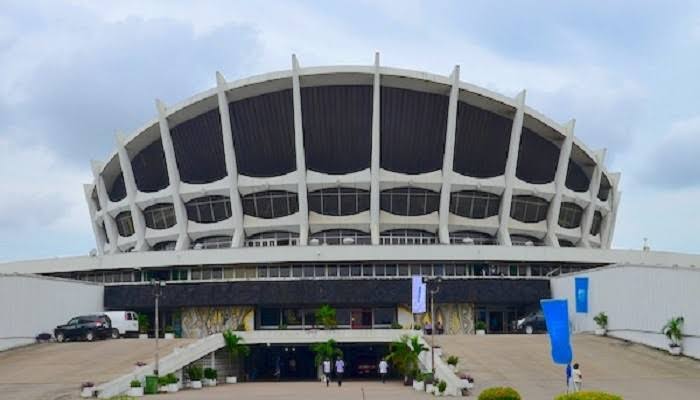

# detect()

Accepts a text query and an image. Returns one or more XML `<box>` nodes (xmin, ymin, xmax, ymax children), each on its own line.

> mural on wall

<box><xmin>181</xmin><ymin>306</ymin><xmax>253</xmax><ymax>338</ymax></box>
<box><xmin>413</xmin><ymin>303</ymin><xmax>475</xmax><ymax>334</ymax></box>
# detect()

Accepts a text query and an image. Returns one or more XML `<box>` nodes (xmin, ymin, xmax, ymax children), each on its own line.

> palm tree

<box><xmin>311</xmin><ymin>339</ymin><xmax>343</xmax><ymax>367</ymax></box>
<box><xmin>662</xmin><ymin>316</ymin><xmax>684</xmax><ymax>347</ymax></box>
<box><xmin>315</xmin><ymin>305</ymin><xmax>337</xmax><ymax>329</ymax></box>
<box><xmin>386</xmin><ymin>335</ymin><xmax>428</xmax><ymax>383</ymax></box>
<box><xmin>223</xmin><ymin>330</ymin><xmax>250</xmax><ymax>379</ymax></box>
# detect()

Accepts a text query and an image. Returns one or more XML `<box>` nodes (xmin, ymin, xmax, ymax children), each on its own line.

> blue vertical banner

<box><xmin>411</xmin><ymin>276</ymin><xmax>426</xmax><ymax>313</ymax></box>
<box><xmin>575</xmin><ymin>277</ymin><xmax>589</xmax><ymax>313</ymax></box>
<box><xmin>540</xmin><ymin>299</ymin><xmax>573</xmax><ymax>365</ymax></box>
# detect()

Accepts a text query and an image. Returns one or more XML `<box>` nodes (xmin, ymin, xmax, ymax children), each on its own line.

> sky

<box><xmin>1</xmin><ymin>0</ymin><xmax>699</xmax><ymax>261</ymax></box>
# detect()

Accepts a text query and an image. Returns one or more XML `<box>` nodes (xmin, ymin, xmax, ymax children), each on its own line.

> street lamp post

<box><xmin>151</xmin><ymin>279</ymin><xmax>166</xmax><ymax>376</ymax></box>
<box><xmin>423</xmin><ymin>277</ymin><xmax>442</xmax><ymax>375</ymax></box>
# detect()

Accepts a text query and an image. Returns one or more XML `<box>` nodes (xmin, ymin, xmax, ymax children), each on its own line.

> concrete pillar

<box><xmin>90</xmin><ymin>160</ymin><xmax>119</xmax><ymax>254</ymax></box>
<box><xmin>156</xmin><ymin>99</ymin><xmax>191</xmax><ymax>251</ymax></box>
<box><xmin>496</xmin><ymin>90</ymin><xmax>526</xmax><ymax>246</ymax></box>
<box><xmin>544</xmin><ymin>120</ymin><xmax>575</xmax><ymax>246</ymax></box>
<box><xmin>601</xmin><ymin>173</ymin><xmax>621</xmax><ymax>248</ymax></box>
<box><xmin>116</xmin><ymin>133</ymin><xmax>148</xmax><ymax>251</ymax></box>
<box><xmin>291</xmin><ymin>54</ymin><xmax>309</xmax><ymax>245</ymax></box>
<box><xmin>216</xmin><ymin>72</ymin><xmax>245</xmax><ymax>248</ymax></box>
<box><xmin>438</xmin><ymin>65</ymin><xmax>460</xmax><ymax>244</ymax></box>
<box><xmin>370</xmin><ymin>52</ymin><xmax>381</xmax><ymax>245</ymax></box>
<box><xmin>580</xmin><ymin>149</ymin><xmax>605</xmax><ymax>247</ymax></box>
<box><xmin>83</xmin><ymin>184</ymin><xmax>106</xmax><ymax>255</ymax></box>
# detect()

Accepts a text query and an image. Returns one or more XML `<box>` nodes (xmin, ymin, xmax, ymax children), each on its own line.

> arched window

<box><xmin>310</xmin><ymin>229</ymin><xmax>371</xmax><ymax>245</ymax></box>
<box><xmin>245</xmin><ymin>231</ymin><xmax>299</xmax><ymax>247</ymax></box>
<box><xmin>591</xmin><ymin>211</ymin><xmax>603</xmax><ymax>235</ymax></box>
<box><xmin>510</xmin><ymin>234</ymin><xmax>542</xmax><ymax>246</ymax></box>
<box><xmin>450</xmin><ymin>191</ymin><xmax>500</xmax><ymax>219</ymax></box>
<box><xmin>186</xmin><ymin>196</ymin><xmax>232</xmax><ymax>223</ymax></box>
<box><xmin>144</xmin><ymin>203</ymin><xmax>177</xmax><ymax>229</ymax></box>
<box><xmin>510</xmin><ymin>196</ymin><xmax>549</xmax><ymax>223</ymax></box>
<box><xmin>380</xmin><ymin>187</ymin><xmax>440</xmax><ymax>216</ymax></box>
<box><xmin>308</xmin><ymin>187</ymin><xmax>370</xmax><ymax>216</ymax></box>
<box><xmin>192</xmin><ymin>236</ymin><xmax>232</xmax><ymax>250</ymax></box>
<box><xmin>152</xmin><ymin>241</ymin><xmax>176</xmax><ymax>251</ymax></box>
<box><xmin>379</xmin><ymin>229</ymin><xmax>437</xmax><ymax>245</ymax></box>
<box><xmin>558</xmin><ymin>202</ymin><xmax>584</xmax><ymax>229</ymax></box>
<box><xmin>598</xmin><ymin>175</ymin><xmax>611</xmax><ymax>201</ymax></box>
<box><xmin>242</xmin><ymin>191</ymin><xmax>299</xmax><ymax>219</ymax></box>
<box><xmin>449</xmin><ymin>231</ymin><xmax>496</xmax><ymax>245</ymax></box>
<box><xmin>115</xmin><ymin>211</ymin><xmax>134</xmax><ymax>237</ymax></box>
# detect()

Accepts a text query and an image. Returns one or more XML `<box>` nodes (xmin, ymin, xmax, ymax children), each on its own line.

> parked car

<box><xmin>54</xmin><ymin>314</ymin><xmax>117</xmax><ymax>342</ymax></box>
<box><xmin>515</xmin><ymin>311</ymin><xmax>547</xmax><ymax>334</ymax></box>
<box><xmin>103</xmin><ymin>311</ymin><xmax>139</xmax><ymax>337</ymax></box>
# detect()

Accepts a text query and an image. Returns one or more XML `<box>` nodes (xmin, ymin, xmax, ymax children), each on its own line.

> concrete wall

<box><xmin>551</xmin><ymin>264</ymin><xmax>700</xmax><ymax>359</ymax></box>
<box><xmin>0</xmin><ymin>274</ymin><xmax>104</xmax><ymax>351</ymax></box>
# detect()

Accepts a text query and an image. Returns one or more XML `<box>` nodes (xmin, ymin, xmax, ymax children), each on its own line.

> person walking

<box><xmin>572</xmin><ymin>363</ymin><xmax>583</xmax><ymax>392</ymax></box>
<box><xmin>378</xmin><ymin>358</ymin><xmax>389</xmax><ymax>383</ymax></box>
<box><xmin>335</xmin><ymin>356</ymin><xmax>345</xmax><ymax>387</ymax></box>
<box><xmin>322</xmin><ymin>358</ymin><xmax>332</xmax><ymax>387</ymax></box>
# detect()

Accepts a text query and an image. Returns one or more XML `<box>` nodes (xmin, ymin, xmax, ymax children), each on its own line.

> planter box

<box><xmin>167</xmin><ymin>383</ymin><xmax>179</xmax><ymax>393</ymax></box>
<box><xmin>426</xmin><ymin>383</ymin><xmax>434</xmax><ymax>393</ymax></box>
<box><xmin>164</xmin><ymin>333</ymin><xmax>175</xmax><ymax>339</ymax></box>
<box><xmin>128</xmin><ymin>387</ymin><xmax>144</xmax><ymax>397</ymax></box>
<box><xmin>190</xmin><ymin>380</ymin><xmax>202</xmax><ymax>389</ymax></box>
<box><xmin>669</xmin><ymin>346</ymin><xmax>682</xmax><ymax>356</ymax></box>
<box><xmin>413</xmin><ymin>381</ymin><xmax>425</xmax><ymax>391</ymax></box>
<box><xmin>138</xmin><ymin>334</ymin><xmax>148</xmax><ymax>339</ymax></box>
<box><xmin>226</xmin><ymin>376</ymin><xmax>238</xmax><ymax>384</ymax></box>
<box><xmin>594</xmin><ymin>328</ymin><xmax>606</xmax><ymax>336</ymax></box>
<box><xmin>476</xmin><ymin>330</ymin><xmax>486</xmax><ymax>335</ymax></box>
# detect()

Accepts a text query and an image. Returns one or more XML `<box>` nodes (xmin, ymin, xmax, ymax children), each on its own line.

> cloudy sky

<box><xmin>1</xmin><ymin>0</ymin><xmax>699</xmax><ymax>261</ymax></box>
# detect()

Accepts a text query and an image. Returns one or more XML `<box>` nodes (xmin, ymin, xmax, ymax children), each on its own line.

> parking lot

<box><xmin>0</xmin><ymin>339</ymin><xmax>193</xmax><ymax>400</ymax></box>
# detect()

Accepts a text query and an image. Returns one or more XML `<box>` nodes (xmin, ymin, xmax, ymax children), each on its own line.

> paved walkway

<box><xmin>150</xmin><ymin>381</ymin><xmax>427</xmax><ymax>400</ymax></box>
<box><xmin>435</xmin><ymin>334</ymin><xmax>700</xmax><ymax>400</ymax></box>
<box><xmin>0</xmin><ymin>339</ymin><xmax>194</xmax><ymax>400</ymax></box>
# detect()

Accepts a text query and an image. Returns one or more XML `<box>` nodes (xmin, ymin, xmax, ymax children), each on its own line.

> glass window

<box><xmin>398</xmin><ymin>264</ymin><xmax>409</xmax><ymax>276</ymax></box>
<box><xmin>350</xmin><ymin>264</ymin><xmax>361</xmax><ymax>277</ymax></box>
<box><xmin>510</xmin><ymin>195</ymin><xmax>549</xmax><ymax>223</ymax></box>
<box><xmin>328</xmin><ymin>265</ymin><xmax>338</xmax><ymax>276</ymax></box>
<box><xmin>282</xmin><ymin>309</ymin><xmax>302</xmax><ymax>326</ymax></box>
<box><xmin>591</xmin><ymin>211</ymin><xmax>603</xmax><ymax>235</ymax></box>
<box><xmin>292</xmin><ymin>265</ymin><xmax>303</xmax><ymax>278</ymax></box>
<box><xmin>269</xmin><ymin>266</ymin><xmax>279</xmax><ymax>278</ymax></box>
<box><xmin>242</xmin><ymin>191</ymin><xmax>299</xmax><ymax>219</ymax></box>
<box><xmin>257</xmin><ymin>266</ymin><xmax>268</xmax><ymax>278</ymax></box>
<box><xmin>279</xmin><ymin>266</ymin><xmax>290</xmax><ymax>278</ymax></box>
<box><xmin>449</xmin><ymin>191</ymin><xmax>500</xmax><ymax>219</ymax></box>
<box><xmin>186</xmin><ymin>196</ymin><xmax>232</xmax><ymax>223</ymax></box>
<box><xmin>380</xmin><ymin>187</ymin><xmax>440</xmax><ymax>216</ymax></box>
<box><xmin>303</xmin><ymin>309</ymin><xmax>316</xmax><ymax>328</ymax></box>
<box><xmin>375</xmin><ymin>264</ymin><xmax>385</xmax><ymax>276</ymax></box>
<box><xmin>115</xmin><ymin>211</ymin><xmax>135</xmax><ymax>237</ymax></box>
<box><xmin>386</xmin><ymin>264</ymin><xmax>397</xmax><ymax>276</ymax></box>
<box><xmin>558</xmin><ymin>202</ymin><xmax>584</xmax><ymax>229</ymax></box>
<box><xmin>144</xmin><ymin>203</ymin><xmax>177</xmax><ymax>229</ymax></box>
<box><xmin>260</xmin><ymin>308</ymin><xmax>280</xmax><ymax>327</ymax></box>
<box><xmin>374</xmin><ymin>308</ymin><xmax>395</xmax><ymax>326</ymax></box>
<box><xmin>410</xmin><ymin>264</ymin><xmax>421</xmax><ymax>275</ymax></box>
<box><xmin>303</xmin><ymin>265</ymin><xmax>314</xmax><ymax>277</ymax></box>
<box><xmin>362</xmin><ymin>265</ymin><xmax>373</xmax><ymax>276</ymax></box>
<box><xmin>310</xmin><ymin>229</ymin><xmax>370</xmax><ymax>246</ymax></box>
<box><xmin>455</xmin><ymin>264</ymin><xmax>467</xmax><ymax>276</ymax></box>
<box><xmin>336</xmin><ymin>309</ymin><xmax>351</xmax><ymax>326</ymax></box>
<box><xmin>314</xmin><ymin>265</ymin><xmax>326</xmax><ymax>277</ymax></box>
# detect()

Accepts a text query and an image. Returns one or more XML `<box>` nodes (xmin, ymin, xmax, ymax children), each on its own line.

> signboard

<box><xmin>575</xmin><ymin>277</ymin><xmax>589</xmax><ymax>313</ymax></box>
<box><xmin>411</xmin><ymin>276</ymin><xmax>426</xmax><ymax>313</ymax></box>
<box><xmin>540</xmin><ymin>299</ymin><xmax>573</xmax><ymax>365</ymax></box>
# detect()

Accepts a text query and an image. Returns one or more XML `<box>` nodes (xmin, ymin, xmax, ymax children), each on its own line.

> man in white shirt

<box><xmin>572</xmin><ymin>363</ymin><xmax>583</xmax><ymax>392</ymax></box>
<box><xmin>335</xmin><ymin>357</ymin><xmax>345</xmax><ymax>387</ymax></box>
<box><xmin>322</xmin><ymin>359</ymin><xmax>332</xmax><ymax>387</ymax></box>
<box><xmin>378</xmin><ymin>358</ymin><xmax>389</xmax><ymax>383</ymax></box>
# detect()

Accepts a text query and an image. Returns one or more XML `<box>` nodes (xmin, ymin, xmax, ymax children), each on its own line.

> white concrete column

<box><xmin>544</xmin><ymin>119</ymin><xmax>575</xmax><ymax>246</ymax></box>
<box><xmin>496</xmin><ymin>90</ymin><xmax>526</xmax><ymax>246</ymax></box>
<box><xmin>116</xmin><ymin>133</ymin><xmax>148</xmax><ymax>251</ymax></box>
<box><xmin>291</xmin><ymin>54</ymin><xmax>309</xmax><ymax>245</ymax></box>
<box><xmin>438</xmin><ymin>65</ymin><xmax>460</xmax><ymax>244</ymax></box>
<box><xmin>601</xmin><ymin>173</ymin><xmax>621</xmax><ymax>248</ymax></box>
<box><xmin>370</xmin><ymin>52</ymin><xmax>381</xmax><ymax>245</ymax></box>
<box><xmin>156</xmin><ymin>99</ymin><xmax>191</xmax><ymax>251</ymax></box>
<box><xmin>90</xmin><ymin>160</ymin><xmax>119</xmax><ymax>254</ymax></box>
<box><xmin>83</xmin><ymin>184</ymin><xmax>106</xmax><ymax>256</ymax></box>
<box><xmin>216</xmin><ymin>71</ymin><xmax>245</xmax><ymax>248</ymax></box>
<box><xmin>580</xmin><ymin>149</ymin><xmax>606</xmax><ymax>247</ymax></box>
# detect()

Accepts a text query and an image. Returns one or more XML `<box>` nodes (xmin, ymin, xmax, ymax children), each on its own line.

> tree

<box><xmin>223</xmin><ymin>330</ymin><xmax>250</xmax><ymax>378</ymax></box>
<box><xmin>662</xmin><ymin>316</ymin><xmax>684</xmax><ymax>347</ymax></box>
<box><xmin>137</xmin><ymin>314</ymin><xmax>150</xmax><ymax>334</ymax></box>
<box><xmin>315</xmin><ymin>304</ymin><xmax>337</xmax><ymax>329</ymax></box>
<box><xmin>386</xmin><ymin>334</ymin><xmax>428</xmax><ymax>382</ymax></box>
<box><xmin>311</xmin><ymin>339</ymin><xmax>343</xmax><ymax>367</ymax></box>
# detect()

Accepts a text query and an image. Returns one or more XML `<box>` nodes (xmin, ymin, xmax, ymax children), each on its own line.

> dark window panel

<box><xmin>598</xmin><ymin>174</ymin><xmax>612</xmax><ymax>201</ymax></box>
<box><xmin>510</xmin><ymin>195</ymin><xmax>550</xmax><ymax>223</ymax></box>
<box><xmin>565</xmin><ymin>159</ymin><xmax>591</xmax><ymax>192</ymax></box>
<box><xmin>242</xmin><ymin>191</ymin><xmax>299</xmax><ymax>219</ymax></box>
<box><xmin>558</xmin><ymin>202</ymin><xmax>584</xmax><ymax>229</ymax></box>
<box><xmin>516</xmin><ymin>127</ymin><xmax>559</xmax><ymax>184</ymax></box>
<box><xmin>131</xmin><ymin>139</ymin><xmax>170</xmax><ymax>192</ymax></box>
<box><xmin>453</xmin><ymin>102</ymin><xmax>512</xmax><ymax>178</ymax></box>
<box><xmin>171</xmin><ymin>109</ymin><xmax>227</xmax><ymax>184</ymax></box>
<box><xmin>107</xmin><ymin>172</ymin><xmax>127</xmax><ymax>202</ymax></box>
<box><xmin>143</xmin><ymin>203</ymin><xmax>177</xmax><ymax>230</ymax></box>
<box><xmin>115</xmin><ymin>211</ymin><xmax>134</xmax><ymax>237</ymax></box>
<box><xmin>186</xmin><ymin>196</ymin><xmax>232</xmax><ymax>223</ymax></box>
<box><xmin>449</xmin><ymin>190</ymin><xmax>501</xmax><ymax>219</ymax></box>
<box><xmin>380</xmin><ymin>187</ymin><xmax>440</xmax><ymax>216</ymax></box>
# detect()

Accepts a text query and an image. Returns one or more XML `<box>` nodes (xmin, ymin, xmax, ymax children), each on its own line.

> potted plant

<box><xmin>315</xmin><ymin>304</ymin><xmax>338</xmax><ymax>330</ymax></box>
<box><xmin>412</xmin><ymin>371</ymin><xmax>425</xmax><ymax>391</ymax></box>
<box><xmin>311</xmin><ymin>339</ymin><xmax>343</xmax><ymax>379</ymax></box>
<box><xmin>662</xmin><ymin>316</ymin><xmax>684</xmax><ymax>355</ymax></box>
<box><xmin>446</xmin><ymin>355</ymin><xmax>459</xmax><ymax>372</ymax></box>
<box><xmin>204</xmin><ymin>367</ymin><xmax>218</xmax><ymax>386</ymax></box>
<box><xmin>128</xmin><ymin>379</ymin><xmax>144</xmax><ymax>397</ymax></box>
<box><xmin>165</xmin><ymin>373</ymin><xmax>179</xmax><ymax>393</ymax></box>
<box><xmin>137</xmin><ymin>314</ymin><xmax>150</xmax><ymax>339</ymax></box>
<box><xmin>80</xmin><ymin>382</ymin><xmax>94</xmax><ymax>398</ymax></box>
<box><xmin>390</xmin><ymin>322</ymin><xmax>404</xmax><ymax>329</ymax></box>
<box><xmin>157</xmin><ymin>376</ymin><xmax>169</xmax><ymax>393</ymax></box>
<box><xmin>164</xmin><ymin>325</ymin><xmax>175</xmax><ymax>339</ymax></box>
<box><xmin>223</xmin><ymin>330</ymin><xmax>250</xmax><ymax>384</ymax></box>
<box><xmin>593</xmin><ymin>312</ymin><xmax>608</xmax><ymax>336</ymax></box>
<box><xmin>437</xmin><ymin>379</ymin><xmax>447</xmax><ymax>396</ymax></box>
<box><xmin>475</xmin><ymin>320</ymin><xmax>487</xmax><ymax>335</ymax></box>
<box><xmin>386</xmin><ymin>335</ymin><xmax>428</xmax><ymax>386</ymax></box>
<box><xmin>423</xmin><ymin>372</ymin><xmax>435</xmax><ymax>393</ymax></box>
<box><xmin>186</xmin><ymin>365</ymin><xmax>203</xmax><ymax>389</ymax></box>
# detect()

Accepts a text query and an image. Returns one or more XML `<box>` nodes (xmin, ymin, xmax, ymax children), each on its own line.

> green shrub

<box><xmin>203</xmin><ymin>367</ymin><xmax>218</xmax><ymax>380</ymax></box>
<box><xmin>390</xmin><ymin>322</ymin><xmax>403</xmax><ymax>329</ymax></box>
<box><xmin>554</xmin><ymin>392</ymin><xmax>623</xmax><ymax>400</ymax></box>
<box><xmin>475</xmin><ymin>321</ymin><xmax>487</xmax><ymax>331</ymax></box>
<box><xmin>129</xmin><ymin>379</ymin><xmax>141</xmax><ymax>388</ymax></box>
<box><xmin>186</xmin><ymin>365</ymin><xmax>203</xmax><ymax>381</ymax></box>
<box><xmin>422</xmin><ymin>372</ymin><xmax>434</xmax><ymax>384</ymax></box>
<box><xmin>165</xmin><ymin>373</ymin><xmax>178</xmax><ymax>384</ymax></box>
<box><xmin>478</xmin><ymin>387</ymin><xmax>521</xmax><ymax>400</ymax></box>
<box><xmin>158</xmin><ymin>376</ymin><xmax>169</xmax><ymax>386</ymax></box>
<box><xmin>438</xmin><ymin>380</ymin><xmax>447</xmax><ymax>393</ymax></box>
<box><xmin>447</xmin><ymin>355</ymin><xmax>459</xmax><ymax>366</ymax></box>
